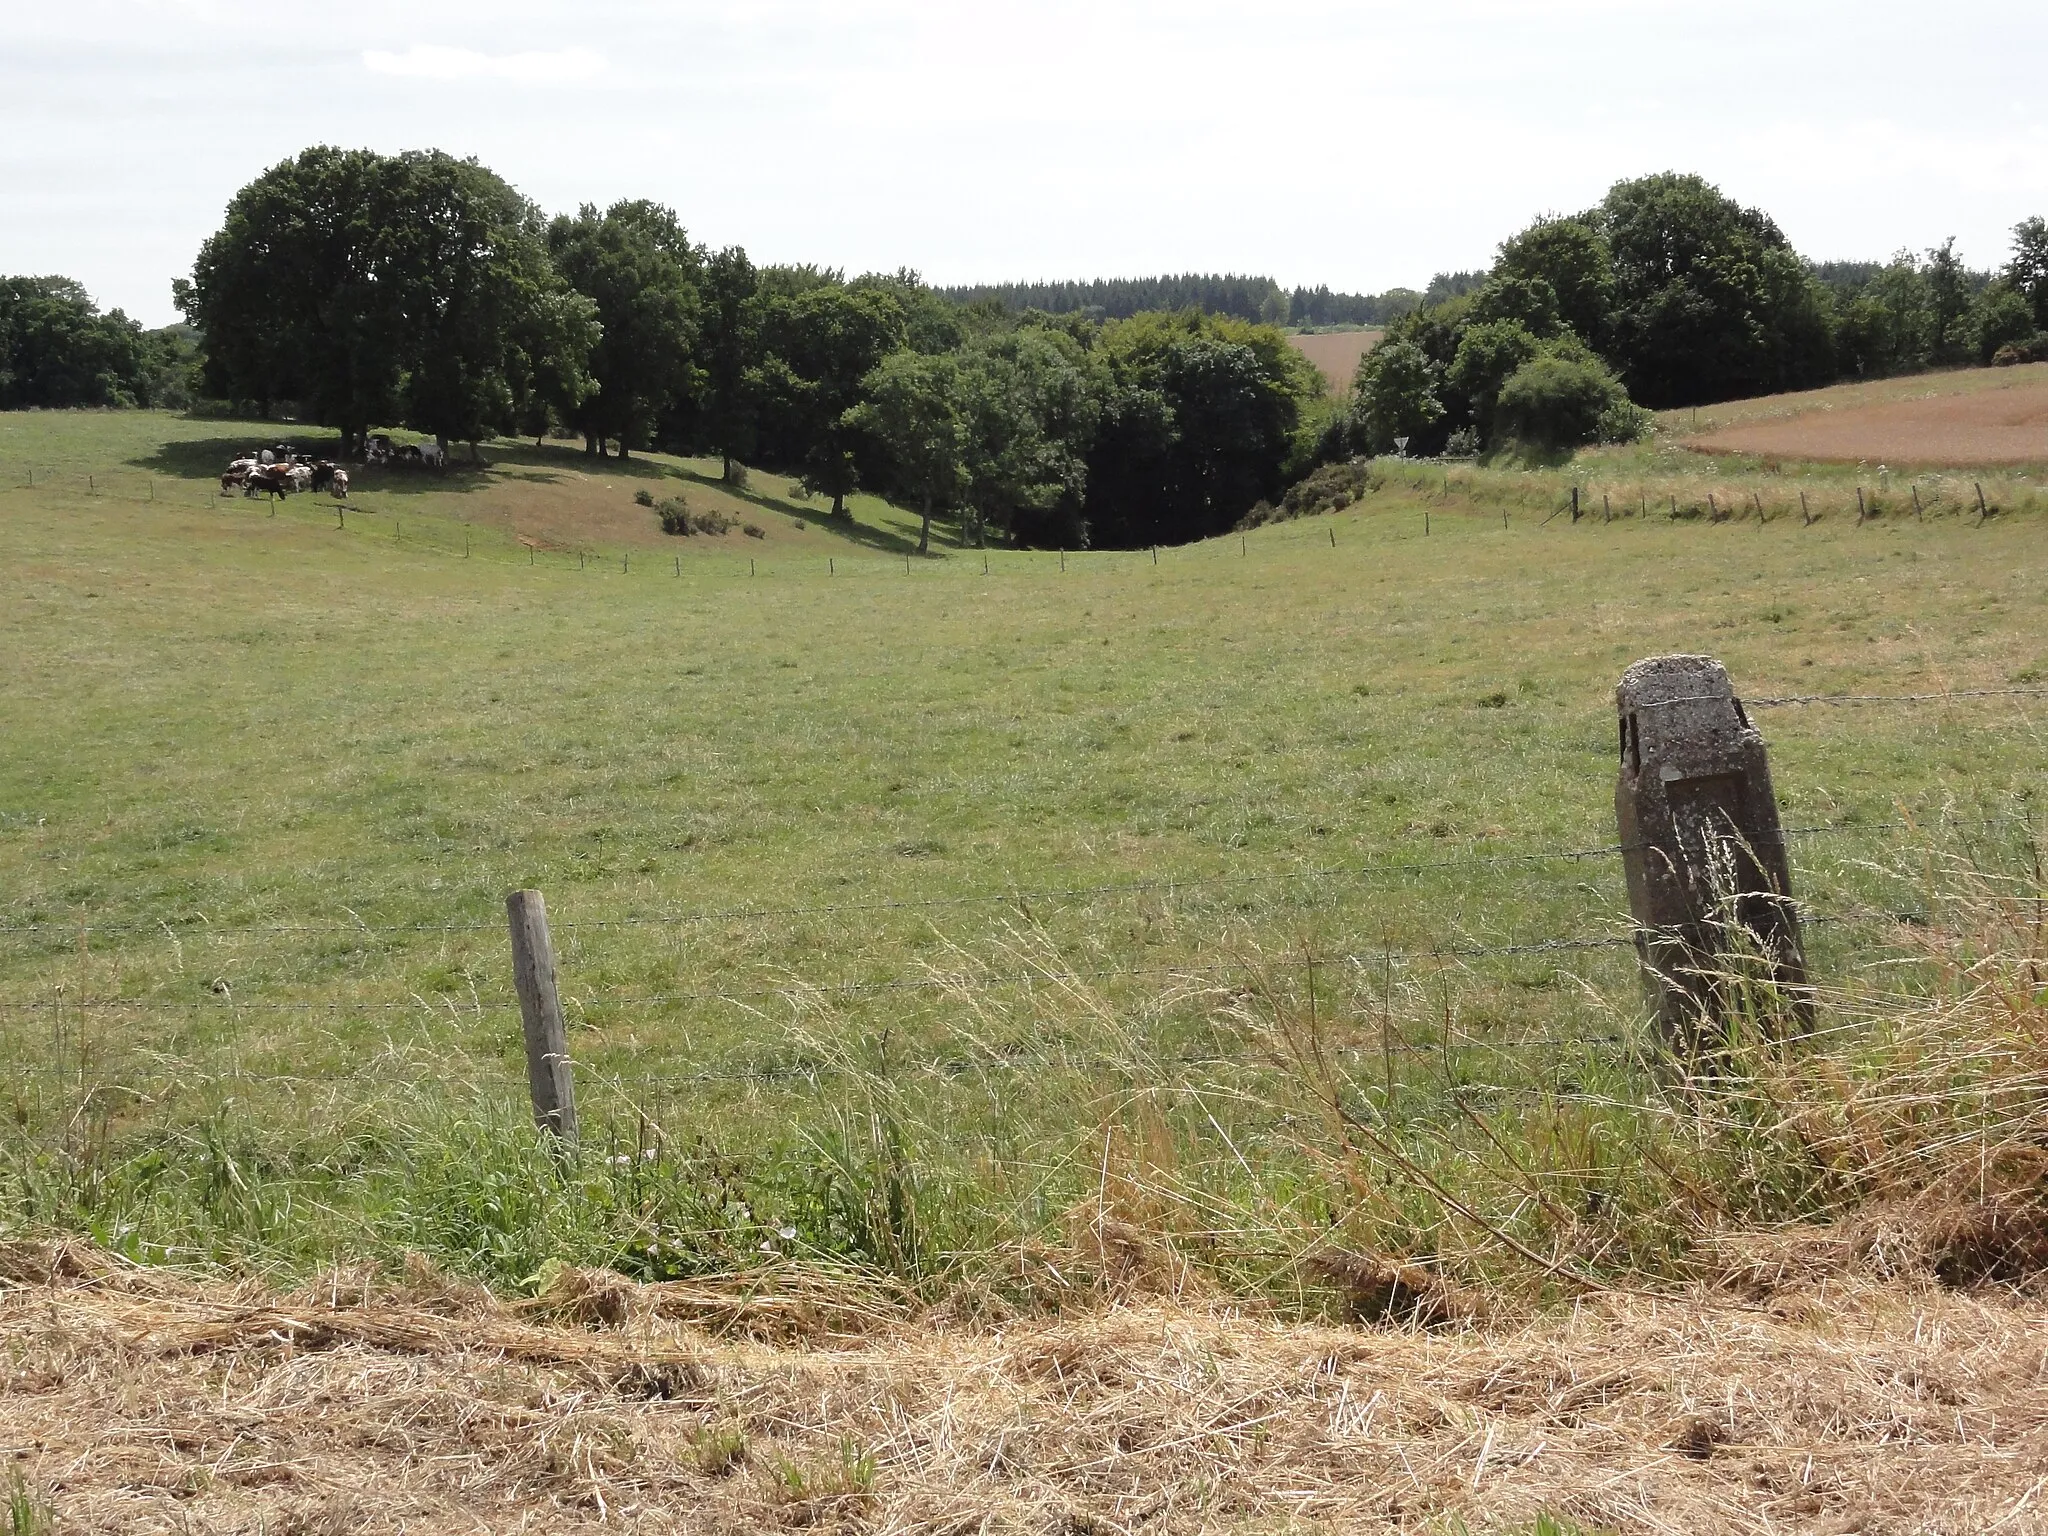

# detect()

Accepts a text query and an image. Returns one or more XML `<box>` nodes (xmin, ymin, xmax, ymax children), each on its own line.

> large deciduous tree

<box><xmin>179</xmin><ymin>147</ymin><xmax>589</xmax><ymax>458</ymax></box>
<box><xmin>1593</xmin><ymin>172</ymin><xmax>1834</xmax><ymax>407</ymax></box>
<box><xmin>753</xmin><ymin>284</ymin><xmax>907</xmax><ymax>517</ymax></box>
<box><xmin>699</xmin><ymin>246</ymin><xmax>761</xmax><ymax>481</ymax></box>
<box><xmin>547</xmin><ymin>201</ymin><xmax>702</xmax><ymax>458</ymax></box>
<box><xmin>843</xmin><ymin>350</ymin><xmax>968</xmax><ymax>555</ymax></box>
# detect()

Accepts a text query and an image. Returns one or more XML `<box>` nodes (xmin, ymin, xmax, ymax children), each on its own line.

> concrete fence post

<box><xmin>1615</xmin><ymin>656</ymin><xmax>1811</xmax><ymax>1054</ymax></box>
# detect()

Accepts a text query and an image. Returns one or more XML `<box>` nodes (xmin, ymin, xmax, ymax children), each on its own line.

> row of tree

<box><xmin>1343</xmin><ymin>174</ymin><xmax>2048</xmax><ymax>458</ymax></box>
<box><xmin>175</xmin><ymin>148</ymin><xmax>1324</xmax><ymax>548</ymax></box>
<box><xmin>936</xmin><ymin>273</ymin><xmax>1431</xmax><ymax>328</ymax></box>
<box><xmin>0</xmin><ymin>277</ymin><xmax>197</xmax><ymax>410</ymax></box>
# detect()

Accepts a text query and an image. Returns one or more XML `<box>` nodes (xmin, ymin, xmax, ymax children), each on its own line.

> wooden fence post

<box><xmin>506</xmin><ymin>889</ymin><xmax>578</xmax><ymax>1143</ymax></box>
<box><xmin>1615</xmin><ymin>656</ymin><xmax>1811</xmax><ymax>1056</ymax></box>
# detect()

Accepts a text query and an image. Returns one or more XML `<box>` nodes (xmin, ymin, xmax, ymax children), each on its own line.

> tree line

<box><xmin>13</xmin><ymin>154</ymin><xmax>2048</xmax><ymax>545</ymax></box>
<box><xmin>0</xmin><ymin>278</ymin><xmax>198</xmax><ymax>410</ymax></box>
<box><xmin>1343</xmin><ymin>174</ymin><xmax>2048</xmax><ymax>459</ymax></box>
<box><xmin>169</xmin><ymin>147</ymin><xmax>1326</xmax><ymax>550</ymax></box>
<box><xmin>938</xmin><ymin>274</ymin><xmax>1430</xmax><ymax>328</ymax></box>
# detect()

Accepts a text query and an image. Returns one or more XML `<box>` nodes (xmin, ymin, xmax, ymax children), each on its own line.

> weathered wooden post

<box><xmin>1615</xmin><ymin>656</ymin><xmax>1810</xmax><ymax>1053</ymax></box>
<box><xmin>506</xmin><ymin>889</ymin><xmax>578</xmax><ymax>1143</ymax></box>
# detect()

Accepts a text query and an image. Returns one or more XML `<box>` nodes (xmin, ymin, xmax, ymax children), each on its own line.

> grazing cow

<box><xmin>364</xmin><ymin>434</ymin><xmax>394</xmax><ymax>464</ymax></box>
<box><xmin>309</xmin><ymin>462</ymin><xmax>333</xmax><ymax>493</ymax></box>
<box><xmin>397</xmin><ymin>444</ymin><xmax>423</xmax><ymax>465</ymax></box>
<box><xmin>286</xmin><ymin>464</ymin><xmax>314</xmax><ymax>493</ymax></box>
<box><xmin>419</xmin><ymin>441</ymin><xmax>445</xmax><ymax>469</ymax></box>
<box><xmin>243</xmin><ymin>465</ymin><xmax>292</xmax><ymax>500</ymax></box>
<box><xmin>330</xmin><ymin>468</ymin><xmax>349</xmax><ymax>498</ymax></box>
<box><xmin>221</xmin><ymin>457</ymin><xmax>258</xmax><ymax>493</ymax></box>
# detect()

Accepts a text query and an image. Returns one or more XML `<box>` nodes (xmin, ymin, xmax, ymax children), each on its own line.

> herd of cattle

<box><xmin>218</xmin><ymin>435</ymin><xmax>447</xmax><ymax>500</ymax></box>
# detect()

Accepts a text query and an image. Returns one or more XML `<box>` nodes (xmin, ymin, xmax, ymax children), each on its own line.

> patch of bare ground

<box><xmin>1286</xmin><ymin>330</ymin><xmax>1382</xmax><ymax>394</ymax></box>
<box><xmin>3</xmin><ymin>1244</ymin><xmax>2046</xmax><ymax>1534</ymax></box>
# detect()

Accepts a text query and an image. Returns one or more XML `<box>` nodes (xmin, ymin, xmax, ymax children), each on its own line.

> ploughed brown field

<box><xmin>1683</xmin><ymin>367</ymin><xmax>2048</xmax><ymax>465</ymax></box>
<box><xmin>1286</xmin><ymin>327</ymin><xmax>1382</xmax><ymax>392</ymax></box>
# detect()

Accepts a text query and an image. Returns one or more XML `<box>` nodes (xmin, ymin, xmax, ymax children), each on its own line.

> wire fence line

<box><xmin>0</xmin><ymin>910</ymin><xmax>1888</xmax><ymax>1022</ymax></box>
<box><xmin>2</xmin><ymin>811</ymin><xmax>2022</xmax><ymax>943</ymax></box>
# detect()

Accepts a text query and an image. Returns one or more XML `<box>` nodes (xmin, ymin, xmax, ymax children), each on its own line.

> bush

<box><xmin>725</xmin><ymin>462</ymin><xmax>750</xmax><ymax>491</ymax></box>
<box><xmin>1971</xmin><ymin>285</ymin><xmax>2040</xmax><ymax>364</ymax></box>
<box><xmin>633</xmin><ymin>487</ymin><xmax>655</xmax><ymax>508</ymax></box>
<box><xmin>1495</xmin><ymin>354</ymin><xmax>1639</xmax><ymax>451</ymax></box>
<box><xmin>1991</xmin><ymin>333</ymin><xmax>2048</xmax><ymax>367</ymax></box>
<box><xmin>743</xmin><ymin>523</ymin><xmax>765</xmax><ymax>539</ymax></box>
<box><xmin>656</xmin><ymin>495</ymin><xmax>690</xmax><ymax>534</ymax></box>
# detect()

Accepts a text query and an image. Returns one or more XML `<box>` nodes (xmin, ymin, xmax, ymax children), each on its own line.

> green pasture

<box><xmin>2</xmin><ymin>410</ymin><xmax>2044</xmax><ymax>1296</ymax></box>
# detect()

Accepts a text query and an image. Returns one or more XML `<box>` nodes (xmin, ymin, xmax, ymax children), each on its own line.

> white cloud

<box><xmin>362</xmin><ymin>45</ymin><xmax>605</xmax><ymax>84</ymax></box>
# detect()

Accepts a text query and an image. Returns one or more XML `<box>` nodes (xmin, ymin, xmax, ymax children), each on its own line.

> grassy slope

<box><xmin>2</xmin><ymin>410</ymin><xmax>2045</xmax><ymax>1284</ymax></box>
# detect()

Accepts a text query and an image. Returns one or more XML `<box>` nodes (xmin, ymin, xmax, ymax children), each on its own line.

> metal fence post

<box><xmin>1615</xmin><ymin>655</ymin><xmax>1811</xmax><ymax>1054</ymax></box>
<box><xmin>506</xmin><ymin>889</ymin><xmax>578</xmax><ymax>1143</ymax></box>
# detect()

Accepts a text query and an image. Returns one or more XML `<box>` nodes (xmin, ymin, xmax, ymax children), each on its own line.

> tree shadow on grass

<box><xmin>128</xmin><ymin>432</ymin><xmax>567</xmax><ymax>502</ymax></box>
<box><xmin>666</xmin><ymin>462</ymin><xmax>934</xmax><ymax>557</ymax></box>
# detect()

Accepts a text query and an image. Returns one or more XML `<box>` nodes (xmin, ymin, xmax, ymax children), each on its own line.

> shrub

<box><xmin>656</xmin><ymin>495</ymin><xmax>691</xmax><ymax>534</ymax></box>
<box><xmin>691</xmin><ymin>508</ymin><xmax>735</xmax><ymax>536</ymax></box>
<box><xmin>724</xmin><ymin>462</ymin><xmax>750</xmax><ymax>491</ymax></box>
<box><xmin>1495</xmin><ymin>354</ymin><xmax>1638</xmax><ymax>451</ymax></box>
<box><xmin>1971</xmin><ymin>285</ymin><xmax>2040</xmax><ymax>364</ymax></box>
<box><xmin>743</xmin><ymin>523</ymin><xmax>765</xmax><ymax>539</ymax></box>
<box><xmin>1991</xmin><ymin>333</ymin><xmax>2048</xmax><ymax>367</ymax></box>
<box><xmin>633</xmin><ymin>487</ymin><xmax>655</xmax><ymax>508</ymax></box>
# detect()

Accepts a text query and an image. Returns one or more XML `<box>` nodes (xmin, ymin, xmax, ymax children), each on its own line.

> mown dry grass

<box><xmin>3</xmin><ymin>1240</ymin><xmax>2045</xmax><ymax>1534</ymax></box>
<box><xmin>1664</xmin><ymin>361</ymin><xmax>2048</xmax><ymax>462</ymax></box>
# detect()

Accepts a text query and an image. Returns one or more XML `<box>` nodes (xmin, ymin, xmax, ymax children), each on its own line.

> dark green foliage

<box><xmin>700</xmin><ymin>246</ymin><xmax>761</xmax><ymax>480</ymax></box>
<box><xmin>1835</xmin><ymin>254</ymin><xmax>1936</xmax><ymax>378</ymax></box>
<box><xmin>1596</xmin><ymin>173</ymin><xmax>1836</xmax><ymax>407</ymax></box>
<box><xmin>1490</xmin><ymin>217</ymin><xmax>1613</xmax><ymax>343</ymax></box>
<box><xmin>1351</xmin><ymin>338</ymin><xmax>1445</xmax><ymax>454</ymax></box>
<box><xmin>1991</xmin><ymin>334</ymin><xmax>2048</xmax><ymax>366</ymax></box>
<box><xmin>180</xmin><ymin>147</ymin><xmax>591</xmax><ymax>456</ymax></box>
<box><xmin>1970</xmin><ymin>284</ymin><xmax>2040</xmax><ymax>364</ymax></box>
<box><xmin>752</xmin><ymin>284</ymin><xmax>909</xmax><ymax>517</ymax></box>
<box><xmin>1289</xmin><ymin>284</ymin><xmax>1422</xmax><ymax>326</ymax></box>
<box><xmin>937</xmin><ymin>273</ymin><xmax>1289</xmax><ymax>323</ymax></box>
<box><xmin>0</xmin><ymin>276</ymin><xmax>158</xmax><ymax>409</ymax></box>
<box><xmin>2009</xmin><ymin>216</ymin><xmax>2048</xmax><ymax>329</ymax></box>
<box><xmin>1081</xmin><ymin>311</ymin><xmax>1320</xmax><ymax>547</ymax></box>
<box><xmin>547</xmin><ymin>201</ymin><xmax>702</xmax><ymax>458</ymax></box>
<box><xmin>843</xmin><ymin>350</ymin><xmax>969</xmax><ymax>555</ymax></box>
<box><xmin>1494</xmin><ymin>353</ymin><xmax>1642</xmax><ymax>450</ymax></box>
<box><xmin>1446</xmin><ymin>320</ymin><xmax>1542</xmax><ymax>442</ymax></box>
<box><xmin>1241</xmin><ymin>456</ymin><xmax>1382</xmax><ymax>527</ymax></box>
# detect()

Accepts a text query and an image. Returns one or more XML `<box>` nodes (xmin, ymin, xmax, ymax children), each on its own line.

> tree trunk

<box><xmin>468</xmin><ymin>440</ymin><xmax>480</xmax><ymax>464</ymax></box>
<box><xmin>831</xmin><ymin>484</ymin><xmax>846</xmax><ymax>519</ymax></box>
<box><xmin>584</xmin><ymin>433</ymin><xmax>597</xmax><ymax>457</ymax></box>
<box><xmin>721</xmin><ymin>451</ymin><xmax>732</xmax><ymax>482</ymax></box>
<box><xmin>917</xmin><ymin>491</ymin><xmax>932</xmax><ymax>556</ymax></box>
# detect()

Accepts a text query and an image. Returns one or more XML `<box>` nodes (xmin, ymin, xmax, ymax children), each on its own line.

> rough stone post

<box><xmin>1615</xmin><ymin>656</ymin><xmax>1810</xmax><ymax>1053</ymax></box>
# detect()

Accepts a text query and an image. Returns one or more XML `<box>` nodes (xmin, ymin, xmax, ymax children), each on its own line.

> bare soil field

<box><xmin>5</xmin><ymin>1243</ymin><xmax>2046</xmax><ymax>1534</ymax></box>
<box><xmin>1677</xmin><ymin>364</ymin><xmax>2048</xmax><ymax>466</ymax></box>
<box><xmin>1287</xmin><ymin>328</ymin><xmax>1382</xmax><ymax>392</ymax></box>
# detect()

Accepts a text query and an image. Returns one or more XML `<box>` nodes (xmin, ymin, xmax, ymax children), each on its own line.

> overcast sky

<box><xmin>6</xmin><ymin>0</ymin><xmax>2044</xmax><ymax>326</ymax></box>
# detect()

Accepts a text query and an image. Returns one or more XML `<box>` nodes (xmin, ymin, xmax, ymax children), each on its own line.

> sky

<box><xmin>5</xmin><ymin>0</ymin><xmax>2045</xmax><ymax>327</ymax></box>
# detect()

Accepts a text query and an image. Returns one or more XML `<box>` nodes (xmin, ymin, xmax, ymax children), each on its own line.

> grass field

<box><xmin>2</xmin><ymin>408</ymin><xmax>2046</xmax><ymax>1305</ymax></box>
